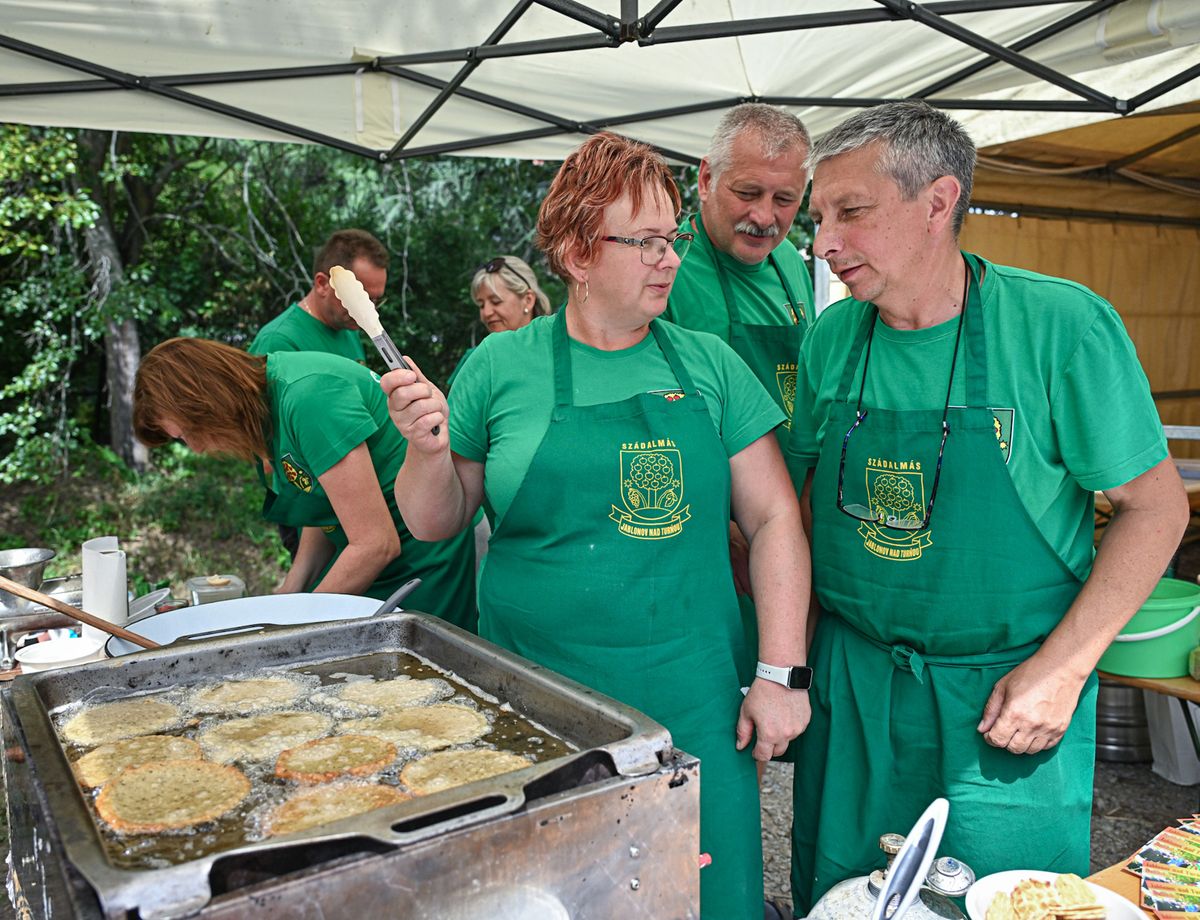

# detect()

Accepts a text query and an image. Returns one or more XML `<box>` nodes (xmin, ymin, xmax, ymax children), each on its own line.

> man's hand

<box><xmin>736</xmin><ymin>680</ymin><xmax>810</xmax><ymax>761</ymax></box>
<box><xmin>977</xmin><ymin>654</ymin><xmax>1088</xmax><ymax>755</ymax></box>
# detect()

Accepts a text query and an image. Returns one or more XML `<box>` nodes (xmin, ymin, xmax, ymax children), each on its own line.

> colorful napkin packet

<box><xmin>1126</xmin><ymin>817</ymin><xmax>1200</xmax><ymax>918</ymax></box>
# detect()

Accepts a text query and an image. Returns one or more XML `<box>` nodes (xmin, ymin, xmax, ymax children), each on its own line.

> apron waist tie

<box><xmin>831</xmin><ymin>613</ymin><xmax>1043</xmax><ymax>685</ymax></box>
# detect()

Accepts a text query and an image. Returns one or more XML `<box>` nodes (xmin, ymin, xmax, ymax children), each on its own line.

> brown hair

<box><xmin>134</xmin><ymin>338</ymin><xmax>271</xmax><ymax>462</ymax></box>
<box><xmin>536</xmin><ymin>132</ymin><xmax>681</xmax><ymax>281</ymax></box>
<box><xmin>314</xmin><ymin>229</ymin><xmax>389</xmax><ymax>276</ymax></box>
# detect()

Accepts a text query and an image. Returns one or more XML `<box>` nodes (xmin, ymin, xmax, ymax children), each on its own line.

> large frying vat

<box><xmin>3</xmin><ymin>611</ymin><xmax>700</xmax><ymax>919</ymax></box>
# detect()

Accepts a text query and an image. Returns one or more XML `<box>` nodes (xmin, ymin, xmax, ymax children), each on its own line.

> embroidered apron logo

<box><xmin>783</xmin><ymin>300</ymin><xmax>806</xmax><ymax>323</ymax></box>
<box><xmin>646</xmin><ymin>389</ymin><xmax>686</xmax><ymax>402</ymax></box>
<box><xmin>610</xmin><ymin>441</ymin><xmax>691</xmax><ymax>540</ymax></box>
<box><xmin>857</xmin><ymin>459</ymin><xmax>932</xmax><ymax>560</ymax></box>
<box><xmin>776</xmin><ymin>362</ymin><xmax>797</xmax><ymax>430</ymax></box>
<box><xmin>992</xmin><ymin>408</ymin><xmax>1014</xmax><ymax>463</ymax></box>
<box><xmin>280</xmin><ymin>454</ymin><xmax>313</xmax><ymax>493</ymax></box>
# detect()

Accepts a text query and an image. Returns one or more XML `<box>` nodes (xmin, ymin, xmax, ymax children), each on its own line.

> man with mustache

<box><xmin>785</xmin><ymin>100</ymin><xmax>1187</xmax><ymax>914</ymax></box>
<box><xmin>665</xmin><ymin>108</ymin><xmax>815</xmax><ymax>758</ymax></box>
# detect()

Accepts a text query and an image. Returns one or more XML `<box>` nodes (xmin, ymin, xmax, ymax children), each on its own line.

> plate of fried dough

<box><xmin>967</xmin><ymin>870</ymin><xmax>1141</xmax><ymax>920</ymax></box>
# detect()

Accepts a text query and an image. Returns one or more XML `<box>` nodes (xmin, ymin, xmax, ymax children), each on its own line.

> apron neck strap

<box><xmin>693</xmin><ymin>212</ymin><xmax>801</xmax><ymax>325</ymax></box>
<box><xmin>552</xmin><ymin>309</ymin><xmax>699</xmax><ymax>408</ymax></box>
<box><xmin>833</xmin><ymin>253</ymin><xmax>987</xmax><ymax>406</ymax></box>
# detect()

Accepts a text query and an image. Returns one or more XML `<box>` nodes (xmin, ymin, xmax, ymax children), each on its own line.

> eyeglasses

<box><xmin>835</xmin><ymin>264</ymin><xmax>969</xmax><ymax>533</ymax></box>
<box><xmin>601</xmin><ymin>232</ymin><xmax>694</xmax><ymax>265</ymax></box>
<box><xmin>480</xmin><ymin>257</ymin><xmax>535</xmax><ymax>293</ymax></box>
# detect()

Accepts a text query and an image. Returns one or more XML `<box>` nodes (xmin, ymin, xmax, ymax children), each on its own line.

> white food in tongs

<box><xmin>328</xmin><ymin>264</ymin><xmax>440</xmax><ymax>435</ymax></box>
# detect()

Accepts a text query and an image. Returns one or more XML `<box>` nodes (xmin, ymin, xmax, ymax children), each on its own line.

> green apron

<box><xmin>695</xmin><ymin>213</ymin><xmax>809</xmax><ymax>685</ymax></box>
<box><xmin>790</xmin><ymin>254</ymin><xmax>1096</xmax><ymax>912</ymax></box>
<box><xmin>479</xmin><ymin>312</ymin><xmax>762</xmax><ymax>920</ymax></box>
<box><xmin>258</xmin><ymin>450</ymin><xmax>478</xmax><ymax>632</ymax></box>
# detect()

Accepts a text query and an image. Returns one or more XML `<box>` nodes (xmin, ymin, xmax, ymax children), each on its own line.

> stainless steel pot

<box><xmin>0</xmin><ymin>547</ymin><xmax>56</xmax><ymax>613</ymax></box>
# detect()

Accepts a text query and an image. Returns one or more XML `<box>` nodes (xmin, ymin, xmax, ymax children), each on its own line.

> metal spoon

<box><xmin>1</xmin><ymin>627</ymin><xmax>13</xmax><ymax>671</ymax></box>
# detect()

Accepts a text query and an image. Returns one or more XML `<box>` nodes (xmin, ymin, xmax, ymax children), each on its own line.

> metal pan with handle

<box><xmin>105</xmin><ymin>579</ymin><xmax>421</xmax><ymax>657</ymax></box>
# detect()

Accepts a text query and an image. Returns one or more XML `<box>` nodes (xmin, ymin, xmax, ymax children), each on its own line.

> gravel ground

<box><xmin>760</xmin><ymin>758</ymin><xmax>1200</xmax><ymax>910</ymax></box>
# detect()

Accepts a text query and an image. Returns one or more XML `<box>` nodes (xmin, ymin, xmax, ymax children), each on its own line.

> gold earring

<box><xmin>580</xmin><ymin>280</ymin><xmax>590</xmax><ymax>304</ymax></box>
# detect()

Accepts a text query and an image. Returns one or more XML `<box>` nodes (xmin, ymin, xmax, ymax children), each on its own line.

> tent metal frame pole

<box><xmin>913</xmin><ymin>0</ymin><xmax>1126</xmax><ymax>99</ymax></box>
<box><xmin>386</xmin><ymin>0</ymin><xmax>534</xmax><ymax>158</ymax></box>
<box><xmin>1129</xmin><ymin>63</ymin><xmax>1200</xmax><ymax>112</ymax></box>
<box><xmin>0</xmin><ymin>33</ymin><xmax>379</xmax><ymax>158</ymax></box>
<box><xmin>533</xmin><ymin>0</ymin><xmax>619</xmax><ymax>36</ymax></box>
<box><xmin>637</xmin><ymin>0</ymin><xmax>1082</xmax><ymax>44</ymax></box>
<box><xmin>873</xmin><ymin>0</ymin><xmax>1121</xmax><ymax>112</ymax></box>
<box><xmin>641</xmin><ymin>0</ymin><xmax>682</xmax><ymax>34</ymax></box>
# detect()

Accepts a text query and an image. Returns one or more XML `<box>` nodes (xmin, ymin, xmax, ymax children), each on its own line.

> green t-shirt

<box><xmin>258</xmin><ymin>352</ymin><xmax>476</xmax><ymax>624</ymax></box>
<box><xmin>786</xmin><ymin>254</ymin><xmax>1167</xmax><ymax>580</ymax></box>
<box><xmin>250</xmin><ymin>304</ymin><xmax>366</xmax><ymax>363</ymax></box>
<box><xmin>664</xmin><ymin>214</ymin><xmax>816</xmax><ymax>340</ymax></box>
<box><xmin>449</xmin><ymin>315</ymin><xmax>784</xmax><ymax>526</ymax></box>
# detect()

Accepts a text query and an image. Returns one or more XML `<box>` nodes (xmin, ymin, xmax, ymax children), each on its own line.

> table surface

<box><xmin>1088</xmin><ymin>859</ymin><xmax>1149</xmax><ymax>917</ymax></box>
<box><xmin>1098</xmin><ymin>670</ymin><xmax>1200</xmax><ymax>704</ymax></box>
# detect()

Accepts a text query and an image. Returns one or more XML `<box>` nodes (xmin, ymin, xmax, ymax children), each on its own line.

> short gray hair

<box><xmin>808</xmin><ymin>101</ymin><xmax>976</xmax><ymax>235</ymax></box>
<box><xmin>706</xmin><ymin>103</ymin><xmax>811</xmax><ymax>179</ymax></box>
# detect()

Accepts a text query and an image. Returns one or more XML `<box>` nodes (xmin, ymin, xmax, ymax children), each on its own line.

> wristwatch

<box><xmin>755</xmin><ymin>661</ymin><xmax>813</xmax><ymax>690</ymax></box>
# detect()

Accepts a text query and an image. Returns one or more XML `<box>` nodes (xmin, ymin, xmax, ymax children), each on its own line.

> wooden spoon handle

<box><xmin>0</xmin><ymin>575</ymin><xmax>160</xmax><ymax>650</ymax></box>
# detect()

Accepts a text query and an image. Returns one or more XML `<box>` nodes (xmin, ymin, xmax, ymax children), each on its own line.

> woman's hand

<box><xmin>381</xmin><ymin>356</ymin><xmax>449</xmax><ymax>453</ymax></box>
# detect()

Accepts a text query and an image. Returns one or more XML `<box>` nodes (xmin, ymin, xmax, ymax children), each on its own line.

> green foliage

<box><xmin>2</xmin><ymin>440</ymin><xmax>287</xmax><ymax>594</ymax></box>
<box><xmin>0</xmin><ymin>126</ymin><xmax>99</xmax><ymax>258</ymax></box>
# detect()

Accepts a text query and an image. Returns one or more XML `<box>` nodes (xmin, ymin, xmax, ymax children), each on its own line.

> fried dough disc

<box><xmin>984</xmin><ymin>891</ymin><xmax>1015</xmax><ymax>920</ymax></box>
<box><xmin>275</xmin><ymin>733</ymin><xmax>396</xmax><ymax>784</ymax></box>
<box><xmin>199</xmin><ymin>710</ymin><xmax>333</xmax><ymax>763</ymax></box>
<box><xmin>60</xmin><ymin>698</ymin><xmax>181</xmax><ymax>747</ymax></box>
<box><xmin>95</xmin><ymin>759</ymin><xmax>250</xmax><ymax>834</ymax></box>
<box><xmin>74</xmin><ymin>735</ymin><xmax>203</xmax><ymax>789</ymax></box>
<box><xmin>400</xmin><ymin>748</ymin><xmax>531</xmax><ymax>796</ymax></box>
<box><xmin>190</xmin><ymin>677</ymin><xmax>303</xmax><ymax>714</ymax></box>
<box><xmin>1053</xmin><ymin>874</ymin><xmax>1100</xmax><ymax>909</ymax></box>
<box><xmin>333</xmin><ymin>678</ymin><xmax>451</xmax><ymax>711</ymax></box>
<box><xmin>265</xmin><ymin>781</ymin><xmax>409</xmax><ymax>837</ymax></box>
<box><xmin>342</xmin><ymin>704</ymin><xmax>488</xmax><ymax>751</ymax></box>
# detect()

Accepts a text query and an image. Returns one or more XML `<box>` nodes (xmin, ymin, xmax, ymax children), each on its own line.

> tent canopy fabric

<box><xmin>1</xmin><ymin>0</ymin><xmax>1199</xmax><ymax>164</ymax></box>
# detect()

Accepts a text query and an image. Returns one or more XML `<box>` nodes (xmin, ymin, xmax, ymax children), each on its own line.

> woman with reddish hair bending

<box><xmin>383</xmin><ymin>131</ymin><xmax>812</xmax><ymax>920</ymax></box>
<box><xmin>132</xmin><ymin>337</ymin><xmax>477</xmax><ymax>630</ymax></box>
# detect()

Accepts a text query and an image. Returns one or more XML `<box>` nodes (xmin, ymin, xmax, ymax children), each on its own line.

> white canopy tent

<box><xmin>3</xmin><ymin>0</ymin><xmax>1199</xmax><ymax>445</ymax></box>
<box><xmin>1</xmin><ymin>0</ymin><xmax>1198</xmax><ymax>165</ymax></box>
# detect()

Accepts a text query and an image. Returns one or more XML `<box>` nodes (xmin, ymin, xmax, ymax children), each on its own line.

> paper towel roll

<box><xmin>81</xmin><ymin>536</ymin><xmax>127</xmax><ymax>642</ymax></box>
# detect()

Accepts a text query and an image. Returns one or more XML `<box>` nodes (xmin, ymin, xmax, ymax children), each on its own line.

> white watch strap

<box><xmin>755</xmin><ymin>661</ymin><xmax>791</xmax><ymax>686</ymax></box>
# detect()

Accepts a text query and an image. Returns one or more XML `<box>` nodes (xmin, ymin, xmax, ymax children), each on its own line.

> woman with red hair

<box><xmin>383</xmin><ymin>132</ymin><xmax>811</xmax><ymax>919</ymax></box>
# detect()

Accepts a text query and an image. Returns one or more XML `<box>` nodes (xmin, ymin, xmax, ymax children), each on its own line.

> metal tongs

<box><xmin>328</xmin><ymin>265</ymin><xmax>439</xmax><ymax>435</ymax></box>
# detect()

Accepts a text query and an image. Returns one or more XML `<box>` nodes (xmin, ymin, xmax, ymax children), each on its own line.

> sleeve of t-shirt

<box><xmin>447</xmin><ymin>345</ymin><xmax>492</xmax><ymax>463</ymax></box>
<box><xmin>710</xmin><ymin>340</ymin><xmax>785</xmax><ymax>458</ymax></box>
<box><xmin>1052</xmin><ymin>303</ymin><xmax>1167</xmax><ymax>492</ymax></box>
<box><xmin>248</xmin><ymin>328</ymin><xmax>291</xmax><ymax>356</ymax></box>
<box><xmin>281</xmin><ymin>374</ymin><xmax>380</xmax><ymax>477</ymax></box>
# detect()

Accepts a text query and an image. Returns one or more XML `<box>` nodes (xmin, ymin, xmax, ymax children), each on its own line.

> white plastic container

<box><xmin>186</xmin><ymin>574</ymin><xmax>245</xmax><ymax>606</ymax></box>
<box><xmin>1144</xmin><ymin>690</ymin><xmax>1200</xmax><ymax>786</ymax></box>
<box><xmin>15</xmin><ymin>637</ymin><xmax>106</xmax><ymax>673</ymax></box>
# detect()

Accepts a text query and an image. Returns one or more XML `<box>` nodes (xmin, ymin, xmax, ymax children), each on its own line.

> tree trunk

<box><xmin>78</xmin><ymin>179</ymin><xmax>148</xmax><ymax>471</ymax></box>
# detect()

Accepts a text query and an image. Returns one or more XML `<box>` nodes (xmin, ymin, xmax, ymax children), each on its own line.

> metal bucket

<box><xmin>1095</xmin><ymin>679</ymin><xmax>1152</xmax><ymax>763</ymax></box>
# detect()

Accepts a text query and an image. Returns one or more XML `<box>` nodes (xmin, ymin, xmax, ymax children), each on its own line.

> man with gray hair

<box><xmin>784</xmin><ymin>99</ymin><xmax>1187</xmax><ymax>913</ymax></box>
<box><xmin>665</xmin><ymin>105</ymin><xmax>815</xmax><ymax>732</ymax></box>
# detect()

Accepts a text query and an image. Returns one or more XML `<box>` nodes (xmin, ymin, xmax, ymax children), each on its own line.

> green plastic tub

<box><xmin>1097</xmin><ymin>577</ymin><xmax>1200</xmax><ymax>678</ymax></box>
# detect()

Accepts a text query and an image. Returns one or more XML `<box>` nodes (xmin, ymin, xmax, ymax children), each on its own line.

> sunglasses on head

<box><xmin>480</xmin><ymin>257</ymin><xmax>534</xmax><ymax>293</ymax></box>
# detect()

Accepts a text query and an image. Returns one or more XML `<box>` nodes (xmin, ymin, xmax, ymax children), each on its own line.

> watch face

<box><xmin>789</xmin><ymin>667</ymin><xmax>813</xmax><ymax>690</ymax></box>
